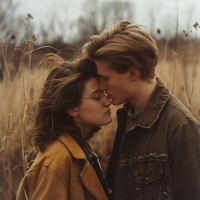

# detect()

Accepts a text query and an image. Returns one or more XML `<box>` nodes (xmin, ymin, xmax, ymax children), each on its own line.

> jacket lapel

<box><xmin>57</xmin><ymin>134</ymin><xmax>108</xmax><ymax>200</ymax></box>
<box><xmin>80</xmin><ymin>161</ymin><xmax>108</xmax><ymax>200</ymax></box>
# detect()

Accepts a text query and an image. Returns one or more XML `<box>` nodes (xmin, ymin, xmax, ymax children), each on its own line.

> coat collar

<box><xmin>57</xmin><ymin>133</ymin><xmax>108</xmax><ymax>200</ymax></box>
<box><xmin>57</xmin><ymin>133</ymin><xmax>86</xmax><ymax>160</ymax></box>
<box><xmin>57</xmin><ymin>133</ymin><xmax>98</xmax><ymax>160</ymax></box>
<box><xmin>120</xmin><ymin>77</ymin><xmax>170</xmax><ymax>129</ymax></box>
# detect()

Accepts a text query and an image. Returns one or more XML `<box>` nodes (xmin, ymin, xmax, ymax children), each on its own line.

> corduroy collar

<box><xmin>57</xmin><ymin>133</ymin><xmax>97</xmax><ymax>160</ymax></box>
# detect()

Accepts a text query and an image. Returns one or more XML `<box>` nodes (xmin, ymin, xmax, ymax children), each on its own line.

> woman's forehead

<box><xmin>82</xmin><ymin>77</ymin><xmax>100</xmax><ymax>97</ymax></box>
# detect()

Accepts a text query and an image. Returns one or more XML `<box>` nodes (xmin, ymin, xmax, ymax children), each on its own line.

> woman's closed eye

<box><xmin>103</xmin><ymin>77</ymin><xmax>108</xmax><ymax>81</ymax></box>
<box><xmin>93</xmin><ymin>91</ymin><xmax>104</xmax><ymax>100</ymax></box>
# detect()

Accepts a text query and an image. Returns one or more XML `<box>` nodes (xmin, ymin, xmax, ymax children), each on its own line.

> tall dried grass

<box><xmin>0</xmin><ymin>15</ymin><xmax>200</xmax><ymax>199</ymax></box>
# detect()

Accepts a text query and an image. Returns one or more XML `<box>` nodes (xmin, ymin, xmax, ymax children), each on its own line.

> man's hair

<box><xmin>82</xmin><ymin>20</ymin><xmax>158</xmax><ymax>80</ymax></box>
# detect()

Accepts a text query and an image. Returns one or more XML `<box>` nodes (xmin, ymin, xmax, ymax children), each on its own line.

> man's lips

<box><xmin>107</xmin><ymin>94</ymin><xmax>112</xmax><ymax>100</ymax></box>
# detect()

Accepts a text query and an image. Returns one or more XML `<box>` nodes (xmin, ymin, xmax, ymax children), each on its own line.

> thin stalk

<box><xmin>25</xmin><ymin>46</ymin><xmax>61</xmax><ymax>55</ymax></box>
<box><xmin>20</xmin><ymin>51</ymin><xmax>27</xmax><ymax>175</ymax></box>
<box><xmin>175</xmin><ymin>0</ymin><xmax>178</xmax><ymax>52</ymax></box>
<box><xmin>175</xmin><ymin>58</ymin><xmax>191</xmax><ymax>108</ymax></box>
<box><xmin>171</xmin><ymin>62</ymin><xmax>176</xmax><ymax>94</ymax></box>
<box><xmin>190</xmin><ymin>33</ymin><xmax>198</xmax><ymax>105</ymax></box>
<box><xmin>161</xmin><ymin>40</ymin><xmax>169</xmax><ymax>81</ymax></box>
<box><xmin>2</xmin><ymin>50</ymin><xmax>13</xmax><ymax>92</ymax></box>
<box><xmin>2</xmin><ymin>96</ymin><xmax>13</xmax><ymax>179</ymax></box>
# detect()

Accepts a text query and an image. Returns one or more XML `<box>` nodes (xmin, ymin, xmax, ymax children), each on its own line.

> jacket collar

<box><xmin>121</xmin><ymin>77</ymin><xmax>170</xmax><ymax>129</ymax></box>
<box><xmin>57</xmin><ymin>133</ymin><xmax>98</xmax><ymax>159</ymax></box>
<box><xmin>57</xmin><ymin>133</ymin><xmax>86</xmax><ymax>160</ymax></box>
<box><xmin>58</xmin><ymin>133</ymin><xmax>108</xmax><ymax>200</ymax></box>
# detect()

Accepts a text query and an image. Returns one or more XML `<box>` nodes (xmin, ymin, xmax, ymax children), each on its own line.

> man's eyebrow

<box><xmin>98</xmin><ymin>74</ymin><xmax>107</xmax><ymax>78</ymax></box>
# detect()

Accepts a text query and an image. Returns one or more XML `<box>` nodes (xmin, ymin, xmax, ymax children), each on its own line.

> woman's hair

<box><xmin>82</xmin><ymin>20</ymin><xmax>158</xmax><ymax>80</ymax></box>
<box><xmin>28</xmin><ymin>53</ymin><xmax>99</xmax><ymax>151</ymax></box>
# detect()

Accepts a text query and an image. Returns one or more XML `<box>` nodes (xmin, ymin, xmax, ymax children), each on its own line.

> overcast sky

<box><xmin>12</xmin><ymin>0</ymin><xmax>200</xmax><ymax>43</ymax></box>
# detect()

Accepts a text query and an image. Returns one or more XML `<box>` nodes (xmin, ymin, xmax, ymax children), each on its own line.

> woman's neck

<box><xmin>76</xmin><ymin>123</ymin><xmax>94</xmax><ymax>140</ymax></box>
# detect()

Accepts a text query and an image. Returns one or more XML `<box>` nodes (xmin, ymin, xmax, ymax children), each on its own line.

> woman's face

<box><xmin>75</xmin><ymin>77</ymin><xmax>112</xmax><ymax>133</ymax></box>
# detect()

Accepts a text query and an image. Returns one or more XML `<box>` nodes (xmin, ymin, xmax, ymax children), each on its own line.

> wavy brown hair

<box><xmin>28</xmin><ymin>53</ymin><xmax>99</xmax><ymax>151</ymax></box>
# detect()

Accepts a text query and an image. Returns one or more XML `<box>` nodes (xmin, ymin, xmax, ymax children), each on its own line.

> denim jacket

<box><xmin>106</xmin><ymin>78</ymin><xmax>200</xmax><ymax>200</ymax></box>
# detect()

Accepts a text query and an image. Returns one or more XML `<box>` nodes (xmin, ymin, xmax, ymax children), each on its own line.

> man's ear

<box><xmin>67</xmin><ymin>108</ymin><xmax>78</xmax><ymax>117</ymax></box>
<box><xmin>128</xmin><ymin>66</ymin><xmax>140</xmax><ymax>81</ymax></box>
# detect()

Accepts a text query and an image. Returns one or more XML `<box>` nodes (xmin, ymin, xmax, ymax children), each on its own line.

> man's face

<box><xmin>95</xmin><ymin>59</ymin><xmax>133</xmax><ymax>105</ymax></box>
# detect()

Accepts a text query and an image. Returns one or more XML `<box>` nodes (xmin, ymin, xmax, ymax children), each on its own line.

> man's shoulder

<box><xmin>163</xmin><ymin>93</ymin><xmax>199</xmax><ymax>126</ymax></box>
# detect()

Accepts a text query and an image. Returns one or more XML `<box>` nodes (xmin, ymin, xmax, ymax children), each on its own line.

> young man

<box><xmin>82</xmin><ymin>21</ymin><xmax>200</xmax><ymax>200</ymax></box>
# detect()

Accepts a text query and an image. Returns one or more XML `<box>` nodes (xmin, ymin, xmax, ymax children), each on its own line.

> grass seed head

<box><xmin>193</xmin><ymin>22</ymin><xmax>199</xmax><ymax>29</ymax></box>
<box><xmin>172</xmin><ymin>51</ymin><xmax>178</xmax><ymax>58</ymax></box>
<box><xmin>166</xmin><ymin>36</ymin><xmax>171</xmax><ymax>42</ymax></box>
<box><xmin>31</xmin><ymin>34</ymin><xmax>37</xmax><ymax>42</ymax></box>
<box><xmin>0</xmin><ymin>40</ymin><xmax>4</xmax><ymax>46</ymax></box>
<box><xmin>26</xmin><ymin>13</ymin><xmax>33</xmax><ymax>21</ymax></box>
<box><xmin>21</xmin><ymin>41</ymin><xmax>25</xmax><ymax>47</ymax></box>
<box><xmin>14</xmin><ymin>45</ymin><xmax>21</xmax><ymax>51</ymax></box>
<box><xmin>25</xmin><ymin>40</ymin><xmax>30</xmax><ymax>45</ymax></box>
<box><xmin>183</xmin><ymin>30</ymin><xmax>189</xmax><ymax>37</ymax></box>
<box><xmin>27</xmin><ymin>13</ymin><xmax>33</xmax><ymax>19</ymax></box>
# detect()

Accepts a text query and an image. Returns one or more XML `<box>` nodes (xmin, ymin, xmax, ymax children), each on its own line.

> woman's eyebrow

<box><xmin>90</xmin><ymin>90</ymin><xmax>101</xmax><ymax>95</ymax></box>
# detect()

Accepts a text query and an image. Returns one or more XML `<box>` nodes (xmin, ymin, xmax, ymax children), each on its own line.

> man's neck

<box><xmin>128</xmin><ymin>78</ymin><xmax>157</xmax><ymax>114</ymax></box>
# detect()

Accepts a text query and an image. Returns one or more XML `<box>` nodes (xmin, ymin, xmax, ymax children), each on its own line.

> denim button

<box><xmin>134</xmin><ymin>170</ymin><xmax>139</xmax><ymax>176</ymax></box>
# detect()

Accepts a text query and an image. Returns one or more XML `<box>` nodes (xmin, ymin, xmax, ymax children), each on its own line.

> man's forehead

<box><xmin>95</xmin><ymin>59</ymin><xmax>111</xmax><ymax>74</ymax></box>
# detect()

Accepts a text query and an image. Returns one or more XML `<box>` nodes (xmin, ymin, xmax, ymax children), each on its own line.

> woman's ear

<box><xmin>67</xmin><ymin>108</ymin><xmax>78</xmax><ymax>117</ymax></box>
<box><xmin>128</xmin><ymin>66</ymin><xmax>140</xmax><ymax>81</ymax></box>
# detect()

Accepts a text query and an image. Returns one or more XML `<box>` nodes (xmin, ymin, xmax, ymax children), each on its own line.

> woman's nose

<box><xmin>103</xmin><ymin>95</ymin><xmax>112</xmax><ymax>106</ymax></box>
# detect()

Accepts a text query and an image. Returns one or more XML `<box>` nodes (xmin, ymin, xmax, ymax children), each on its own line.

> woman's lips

<box><xmin>104</xmin><ymin>108</ymin><xmax>111</xmax><ymax>115</ymax></box>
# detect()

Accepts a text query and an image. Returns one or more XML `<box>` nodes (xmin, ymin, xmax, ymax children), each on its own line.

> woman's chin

<box><xmin>97</xmin><ymin>116</ymin><xmax>113</xmax><ymax>127</ymax></box>
<box><xmin>104</xmin><ymin>116</ymin><xmax>113</xmax><ymax>125</ymax></box>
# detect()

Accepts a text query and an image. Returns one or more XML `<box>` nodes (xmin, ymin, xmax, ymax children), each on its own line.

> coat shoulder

<box><xmin>26</xmin><ymin>138</ymin><xmax>78</xmax><ymax>182</ymax></box>
<box><xmin>165</xmin><ymin>93</ymin><xmax>199</xmax><ymax>125</ymax></box>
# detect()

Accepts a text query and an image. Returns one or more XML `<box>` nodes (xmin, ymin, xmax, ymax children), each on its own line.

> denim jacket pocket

<box><xmin>134</xmin><ymin>162</ymin><xmax>161</xmax><ymax>184</ymax></box>
<box><xmin>134</xmin><ymin>162</ymin><xmax>162</xmax><ymax>200</ymax></box>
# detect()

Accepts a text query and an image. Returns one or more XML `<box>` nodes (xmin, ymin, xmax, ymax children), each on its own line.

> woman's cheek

<box><xmin>88</xmin><ymin>100</ymin><xmax>102</xmax><ymax>110</ymax></box>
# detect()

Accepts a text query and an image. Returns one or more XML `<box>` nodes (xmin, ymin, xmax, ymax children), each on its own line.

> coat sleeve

<box><xmin>168</xmin><ymin>120</ymin><xmax>200</xmax><ymax>200</ymax></box>
<box><xmin>16</xmin><ymin>167</ymin><xmax>69</xmax><ymax>200</ymax></box>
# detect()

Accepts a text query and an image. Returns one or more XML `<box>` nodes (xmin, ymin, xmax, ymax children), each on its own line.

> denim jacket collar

<box><xmin>122</xmin><ymin>77</ymin><xmax>170</xmax><ymax>129</ymax></box>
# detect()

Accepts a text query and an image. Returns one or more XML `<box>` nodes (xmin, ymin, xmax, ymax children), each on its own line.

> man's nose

<box><xmin>100</xmin><ymin>78</ymin><xmax>108</xmax><ymax>91</ymax></box>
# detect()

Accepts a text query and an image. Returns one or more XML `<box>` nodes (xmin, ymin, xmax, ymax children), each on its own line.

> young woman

<box><xmin>16</xmin><ymin>53</ymin><xmax>112</xmax><ymax>200</ymax></box>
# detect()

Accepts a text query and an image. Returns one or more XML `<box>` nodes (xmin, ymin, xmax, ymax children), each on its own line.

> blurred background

<box><xmin>0</xmin><ymin>0</ymin><xmax>200</xmax><ymax>199</ymax></box>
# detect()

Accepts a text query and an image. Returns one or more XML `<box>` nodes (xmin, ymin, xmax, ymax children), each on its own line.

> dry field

<box><xmin>0</xmin><ymin>16</ymin><xmax>200</xmax><ymax>199</ymax></box>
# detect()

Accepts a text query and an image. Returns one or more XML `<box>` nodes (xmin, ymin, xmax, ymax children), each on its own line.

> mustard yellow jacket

<box><xmin>16</xmin><ymin>133</ymin><xmax>108</xmax><ymax>200</ymax></box>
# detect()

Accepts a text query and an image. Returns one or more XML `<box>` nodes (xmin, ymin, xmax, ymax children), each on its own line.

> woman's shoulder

<box><xmin>28</xmin><ymin>133</ymin><xmax>86</xmax><ymax>172</ymax></box>
<box><xmin>28</xmin><ymin>139</ymin><xmax>72</xmax><ymax>172</ymax></box>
